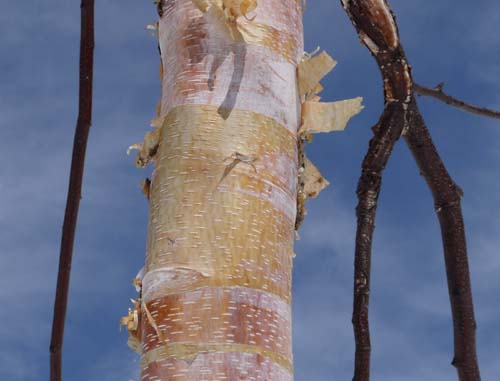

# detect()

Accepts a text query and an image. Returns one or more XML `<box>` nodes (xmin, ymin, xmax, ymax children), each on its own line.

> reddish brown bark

<box><xmin>49</xmin><ymin>1</ymin><xmax>94</xmax><ymax>380</ymax></box>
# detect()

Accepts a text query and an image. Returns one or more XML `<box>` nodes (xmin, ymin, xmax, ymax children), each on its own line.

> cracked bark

<box><xmin>342</xmin><ymin>0</ymin><xmax>480</xmax><ymax>380</ymax></box>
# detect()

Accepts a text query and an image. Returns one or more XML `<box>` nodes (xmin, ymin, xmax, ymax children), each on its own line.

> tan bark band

<box><xmin>141</xmin><ymin>343</ymin><xmax>293</xmax><ymax>373</ymax></box>
<box><xmin>146</xmin><ymin>104</ymin><xmax>297</xmax><ymax>302</ymax></box>
<box><xmin>141</xmin><ymin>350</ymin><xmax>293</xmax><ymax>380</ymax></box>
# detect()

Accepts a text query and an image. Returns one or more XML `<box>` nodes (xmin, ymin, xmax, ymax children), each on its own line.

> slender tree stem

<box><xmin>340</xmin><ymin>1</ymin><xmax>412</xmax><ymax>379</ymax></box>
<box><xmin>353</xmin><ymin>104</ymin><xmax>408</xmax><ymax>381</ymax></box>
<box><xmin>414</xmin><ymin>83</ymin><xmax>500</xmax><ymax>119</ymax></box>
<box><xmin>404</xmin><ymin>101</ymin><xmax>480</xmax><ymax>380</ymax></box>
<box><xmin>49</xmin><ymin>1</ymin><xmax>94</xmax><ymax>380</ymax></box>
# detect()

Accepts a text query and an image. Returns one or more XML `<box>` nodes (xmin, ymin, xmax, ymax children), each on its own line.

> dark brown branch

<box><xmin>341</xmin><ymin>0</ymin><xmax>481</xmax><ymax>380</ymax></box>
<box><xmin>414</xmin><ymin>82</ymin><xmax>500</xmax><ymax>119</ymax></box>
<box><xmin>353</xmin><ymin>103</ymin><xmax>408</xmax><ymax>381</ymax></box>
<box><xmin>404</xmin><ymin>100</ymin><xmax>480</xmax><ymax>380</ymax></box>
<box><xmin>340</xmin><ymin>1</ymin><xmax>412</xmax><ymax>380</ymax></box>
<box><xmin>49</xmin><ymin>1</ymin><xmax>94</xmax><ymax>380</ymax></box>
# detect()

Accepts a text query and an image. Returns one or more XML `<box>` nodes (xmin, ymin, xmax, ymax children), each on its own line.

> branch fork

<box><xmin>341</xmin><ymin>0</ymin><xmax>481</xmax><ymax>380</ymax></box>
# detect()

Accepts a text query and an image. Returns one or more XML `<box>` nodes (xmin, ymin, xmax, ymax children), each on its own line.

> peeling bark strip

<box><xmin>342</xmin><ymin>0</ymin><xmax>480</xmax><ymax>380</ymax></box>
<box><xmin>50</xmin><ymin>1</ymin><xmax>94</xmax><ymax>380</ymax></box>
<box><xmin>294</xmin><ymin>49</ymin><xmax>363</xmax><ymax>230</ymax></box>
<box><xmin>138</xmin><ymin>0</ymin><xmax>303</xmax><ymax>379</ymax></box>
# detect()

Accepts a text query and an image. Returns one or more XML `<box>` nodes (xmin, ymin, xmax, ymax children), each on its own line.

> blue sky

<box><xmin>1</xmin><ymin>0</ymin><xmax>499</xmax><ymax>380</ymax></box>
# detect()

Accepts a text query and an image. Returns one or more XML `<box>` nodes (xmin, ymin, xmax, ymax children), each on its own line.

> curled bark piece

<box><xmin>300</xmin><ymin>97</ymin><xmax>364</xmax><ymax>134</ymax></box>
<box><xmin>192</xmin><ymin>0</ymin><xmax>211</xmax><ymax>12</ymax></box>
<box><xmin>120</xmin><ymin>298</ymin><xmax>142</xmax><ymax>353</ymax></box>
<box><xmin>191</xmin><ymin>1</ymin><xmax>243</xmax><ymax>42</ymax></box>
<box><xmin>223</xmin><ymin>0</ymin><xmax>257</xmax><ymax>19</ymax></box>
<box><xmin>133</xmin><ymin>267</ymin><xmax>144</xmax><ymax>294</ymax></box>
<box><xmin>141</xmin><ymin>266</ymin><xmax>213</xmax><ymax>302</ymax></box>
<box><xmin>297</xmin><ymin>50</ymin><xmax>337</xmax><ymax>99</ymax></box>
<box><xmin>133</xmin><ymin>278</ymin><xmax>142</xmax><ymax>293</ymax></box>
<box><xmin>295</xmin><ymin>154</ymin><xmax>329</xmax><ymax>230</ymax></box>
<box><xmin>150</xmin><ymin>114</ymin><xmax>165</xmax><ymax>128</ymax></box>
<box><xmin>302</xmin><ymin>156</ymin><xmax>329</xmax><ymax>199</ymax></box>
<box><xmin>191</xmin><ymin>0</ymin><xmax>256</xmax><ymax>41</ymax></box>
<box><xmin>219</xmin><ymin>151</ymin><xmax>258</xmax><ymax>184</ymax></box>
<box><xmin>128</xmin><ymin>128</ymin><xmax>161</xmax><ymax>168</ymax></box>
<box><xmin>193</xmin><ymin>0</ymin><xmax>257</xmax><ymax>19</ymax></box>
<box><xmin>294</xmin><ymin>58</ymin><xmax>362</xmax><ymax>231</ymax></box>
<box><xmin>120</xmin><ymin>300</ymin><xmax>140</xmax><ymax>331</ymax></box>
<box><xmin>189</xmin><ymin>0</ymin><xmax>300</xmax><ymax>65</ymax></box>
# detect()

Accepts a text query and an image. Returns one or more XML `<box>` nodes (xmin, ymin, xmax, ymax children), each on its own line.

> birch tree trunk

<box><xmin>121</xmin><ymin>1</ymin><xmax>361</xmax><ymax>379</ymax></box>
<box><xmin>134</xmin><ymin>0</ymin><xmax>303</xmax><ymax>379</ymax></box>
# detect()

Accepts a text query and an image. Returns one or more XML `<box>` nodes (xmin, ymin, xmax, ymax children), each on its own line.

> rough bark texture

<box><xmin>342</xmin><ymin>0</ymin><xmax>480</xmax><ymax>380</ymax></box>
<box><xmin>341</xmin><ymin>1</ymin><xmax>412</xmax><ymax>379</ymax></box>
<box><xmin>405</xmin><ymin>104</ymin><xmax>480</xmax><ymax>380</ymax></box>
<box><xmin>138</xmin><ymin>1</ymin><xmax>303</xmax><ymax>379</ymax></box>
<box><xmin>50</xmin><ymin>1</ymin><xmax>94</xmax><ymax>380</ymax></box>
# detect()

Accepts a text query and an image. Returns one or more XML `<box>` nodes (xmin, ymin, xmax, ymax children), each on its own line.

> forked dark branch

<box><xmin>341</xmin><ymin>0</ymin><xmax>481</xmax><ymax>380</ymax></box>
<box><xmin>49</xmin><ymin>1</ymin><xmax>94</xmax><ymax>380</ymax></box>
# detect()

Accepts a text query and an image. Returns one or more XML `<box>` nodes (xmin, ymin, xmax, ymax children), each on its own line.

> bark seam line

<box><xmin>141</xmin><ymin>343</ymin><xmax>293</xmax><ymax>373</ymax></box>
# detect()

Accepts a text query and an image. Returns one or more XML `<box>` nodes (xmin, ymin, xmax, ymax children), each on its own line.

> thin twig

<box><xmin>414</xmin><ymin>82</ymin><xmax>500</xmax><ymax>119</ymax></box>
<box><xmin>49</xmin><ymin>1</ymin><xmax>94</xmax><ymax>380</ymax></box>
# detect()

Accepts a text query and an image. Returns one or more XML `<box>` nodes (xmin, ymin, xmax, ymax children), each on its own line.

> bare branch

<box><xmin>341</xmin><ymin>1</ymin><xmax>412</xmax><ymax>379</ymax></box>
<box><xmin>404</xmin><ymin>100</ymin><xmax>480</xmax><ymax>380</ymax></box>
<box><xmin>49</xmin><ymin>1</ymin><xmax>94</xmax><ymax>380</ymax></box>
<box><xmin>341</xmin><ymin>0</ymin><xmax>481</xmax><ymax>380</ymax></box>
<box><xmin>414</xmin><ymin>82</ymin><xmax>500</xmax><ymax>119</ymax></box>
